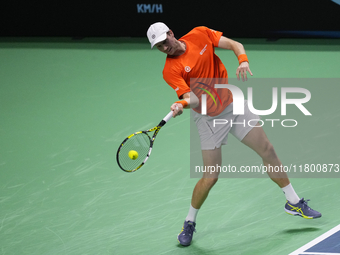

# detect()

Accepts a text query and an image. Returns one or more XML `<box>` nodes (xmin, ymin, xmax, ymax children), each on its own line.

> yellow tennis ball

<box><xmin>128</xmin><ymin>150</ymin><xmax>138</xmax><ymax>160</ymax></box>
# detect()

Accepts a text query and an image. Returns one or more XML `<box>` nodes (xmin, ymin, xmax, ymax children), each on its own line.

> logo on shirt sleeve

<box><xmin>185</xmin><ymin>66</ymin><xmax>191</xmax><ymax>72</ymax></box>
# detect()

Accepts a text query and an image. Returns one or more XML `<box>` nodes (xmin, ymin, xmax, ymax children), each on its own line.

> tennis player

<box><xmin>147</xmin><ymin>22</ymin><xmax>321</xmax><ymax>246</ymax></box>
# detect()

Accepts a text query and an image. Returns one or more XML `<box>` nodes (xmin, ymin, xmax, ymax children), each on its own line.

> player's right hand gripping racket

<box><xmin>116</xmin><ymin>110</ymin><xmax>174</xmax><ymax>172</ymax></box>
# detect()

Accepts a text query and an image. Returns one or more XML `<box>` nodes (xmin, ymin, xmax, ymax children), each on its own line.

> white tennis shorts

<box><xmin>192</xmin><ymin>100</ymin><xmax>260</xmax><ymax>150</ymax></box>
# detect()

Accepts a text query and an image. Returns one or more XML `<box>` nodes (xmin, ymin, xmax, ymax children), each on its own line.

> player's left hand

<box><xmin>236</xmin><ymin>62</ymin><xmax>253</xmax><ymax>81</ymax></box>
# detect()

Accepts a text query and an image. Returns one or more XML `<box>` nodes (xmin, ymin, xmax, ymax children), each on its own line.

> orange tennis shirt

<box><xmin>163</xmin><ymin>26</ymin><xmax>233</xmax><ymax>116</ymax></box>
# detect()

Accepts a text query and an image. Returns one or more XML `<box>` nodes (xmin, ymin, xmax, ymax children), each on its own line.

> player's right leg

<box><xmin>192</xmin><ymin>148</ymin><xmax>221</xmax><ymax>209</ymax></box>
<box><xmin>177</xmin><ymin>147</ymin><xmax>221</xmax><ymax>246</ymax></box>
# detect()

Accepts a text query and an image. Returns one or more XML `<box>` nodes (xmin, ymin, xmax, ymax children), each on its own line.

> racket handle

<box><xmin>163</xmin><ymin>110</ymin><xmax>174</xmax><ymax>123</ymax></box>
<box><xmin>159</xmin><ymin>107</ymin><xmax>178</xmax><ymax>127</ymax></box>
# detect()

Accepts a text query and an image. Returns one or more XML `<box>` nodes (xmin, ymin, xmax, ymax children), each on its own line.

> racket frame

<box><xmin>116</xmin><ymin>111</ymin><xmax>173</xmax><ymax>172</ymax></box>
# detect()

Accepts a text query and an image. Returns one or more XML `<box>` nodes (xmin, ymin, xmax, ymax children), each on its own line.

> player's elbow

<box><xmin>233</xmin><ymin>41</ymin><xmax>244</xmax><ymax>53</ymax></box>
<box><xmin>189</xmin><ymin>92</ymin><xmax>199</xmax><ymax>108</ymax></box>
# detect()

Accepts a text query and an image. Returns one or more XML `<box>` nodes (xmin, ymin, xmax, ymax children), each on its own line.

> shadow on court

<box><xmin>282</xmin><ymin>227</ymin><xmax>320</xmax><ymax>234</ymax></box>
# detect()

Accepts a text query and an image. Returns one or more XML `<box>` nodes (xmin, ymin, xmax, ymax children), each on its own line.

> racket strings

<box><xmin>118</xmin><ymin>132</ymin><xmax>151</xmax><ymax>171</ymax></box>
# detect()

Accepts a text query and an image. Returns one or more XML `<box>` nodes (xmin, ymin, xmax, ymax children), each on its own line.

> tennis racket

<box><xmin>116</xmin><ymin>110</ymin><xmax>174</xmax><ymax>172</ymax></box>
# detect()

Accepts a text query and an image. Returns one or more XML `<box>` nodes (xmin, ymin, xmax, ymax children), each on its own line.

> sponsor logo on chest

<box><xmin>200</xmin><ymin>44</ymin><xmax>207</xmax><ymax>55</ymax></box>
<box><xmin>184</xmin><ymin>44</ymin><xmax>208</xmax><ymax>73</ymax></box>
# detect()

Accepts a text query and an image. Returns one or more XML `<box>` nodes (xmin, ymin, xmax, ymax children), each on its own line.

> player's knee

<box><xmin>261</xmin><ymin>142</ymin><xmax>277</xmax><ymax>161</ymax></box>
<box><xmin>202</xmin><ymin>177</ymin><xmax>218</xmax><ymax>190</ymax></box>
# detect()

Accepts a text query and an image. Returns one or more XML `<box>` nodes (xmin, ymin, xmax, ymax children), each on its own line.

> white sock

<box><xmin>282</xmin><ymin>183</ymin><xmax>300</xmax><ymax>204</ymax></box>
<box><xmin>185</xmin><ymin>205</ymin><xmax>199</xmax><ymax>223</ymax></box>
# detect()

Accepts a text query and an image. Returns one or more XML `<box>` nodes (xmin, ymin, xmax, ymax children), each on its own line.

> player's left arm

<box><xmin>217</xmin><ymin>36</ymin><xmax>253</xmax><ymax>81</ymax></box>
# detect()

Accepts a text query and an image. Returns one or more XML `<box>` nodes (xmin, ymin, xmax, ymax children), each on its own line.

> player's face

<box><xmin>155</xmin><ymin>31</ymin><xmax>179</xmax><ymax>55</ymax></box>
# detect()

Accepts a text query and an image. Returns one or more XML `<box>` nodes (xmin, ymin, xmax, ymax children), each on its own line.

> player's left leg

<box><xmin>241</xmin><ymin>123</ymin><xmax>321</xmax><ymax>219</ymax></box>
<box><xmin>241</xmin><ymin>123</ymin><xmax>289</xmax><ymax>188</ymax></box>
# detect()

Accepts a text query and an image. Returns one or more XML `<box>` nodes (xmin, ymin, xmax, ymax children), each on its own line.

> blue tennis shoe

<box><xmin>285</xmin><ymin>198</ymin><xmax>321</xmax><ymax>219</ymax></box>
<box><xmin>178</xmin><ymin>221</ymin><xmax>196</xmax><ymax>246</ymax></box>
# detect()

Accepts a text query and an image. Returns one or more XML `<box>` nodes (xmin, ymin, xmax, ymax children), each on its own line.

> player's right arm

<box><xmin>170</xmin><ymin>92</ymin><xmax>199</xmax><ymax>118</ymax></box>
<box><xmin>163</xmin><ymin>63</ymin><xmax>197</xmax><ymax>117</ymax></box>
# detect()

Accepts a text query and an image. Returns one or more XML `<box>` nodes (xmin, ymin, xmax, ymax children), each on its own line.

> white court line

<box><xmin>297</xmin><ymin>253</ymin><xmax>340</xmax><ymax>255</ymax></box>
<box><xmin>289</xmin><ymin>224</ymin><xmax>340</xmax><ymax>255</ymax></box>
